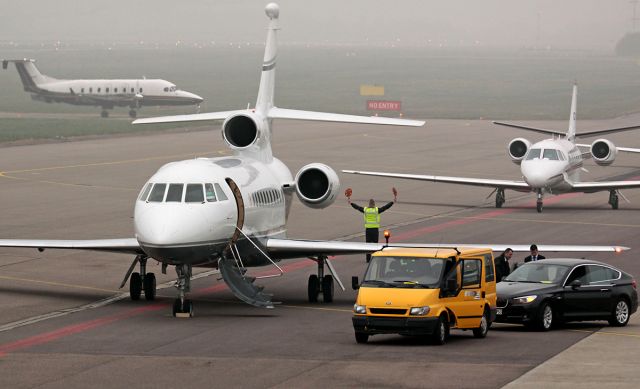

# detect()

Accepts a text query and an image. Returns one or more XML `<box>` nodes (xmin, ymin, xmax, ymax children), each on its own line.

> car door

<box><xmin>563</xmin><ymin>265</ymin><xmax>611</xmax><ymax>318</ymax></box>
<box><xmin>582</xmin><ymin>265</ymin><xmax>615</xmax><ymax>317</ymax></box>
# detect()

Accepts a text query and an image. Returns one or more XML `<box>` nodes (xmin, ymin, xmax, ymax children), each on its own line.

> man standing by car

<box><xmin>495</xmin><ymin>248</ymin><xmax>512</xmax><ymax>282</ymax></box>
<box><xmin>524</xmin><ymin>244</ymin><xmax>546</xmax><ymax>262</ymax></box>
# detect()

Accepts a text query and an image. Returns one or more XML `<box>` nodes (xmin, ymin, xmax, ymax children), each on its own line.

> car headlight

<box><xmin>409</xmin><ymin>306</ymin><xmax>430</xmax><ymax>316</ymax></box>
<box><xmin>353</xmin><ymin>304</ymin><xmax>367</xmax><ymax>314</ymax></box>
<box><xmin>512</xmin><ymin>295</ymin><xmax>537</xmax><ymax>304</ymax></box>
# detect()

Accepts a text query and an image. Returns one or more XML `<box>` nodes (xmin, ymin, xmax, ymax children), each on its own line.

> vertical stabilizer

<box><xmin>255</xmin><ymin>3</ymin><xmax>280</xmax><ymax>114</ymax></box>
<box><xmin>567</xmin><ymin>84</ymin><xmax>577</xmax><ymax>143</ymax></box>
<box><xmin>2</xmin><ymin>59</ymin><xmax>56</xmax><ymax>93</ymax></box>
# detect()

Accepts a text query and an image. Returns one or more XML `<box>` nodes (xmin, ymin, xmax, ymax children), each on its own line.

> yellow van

<box><xmin>352</xmin><ymin>247</ymin><xmax>497</xmax><ymax>345</ymax></box>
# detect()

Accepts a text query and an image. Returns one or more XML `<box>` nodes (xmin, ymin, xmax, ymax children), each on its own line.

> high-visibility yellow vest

<box><xmin>364</xmin><ymin>207</ymin><xmax>380</xmax><ymax>228</ymax></box>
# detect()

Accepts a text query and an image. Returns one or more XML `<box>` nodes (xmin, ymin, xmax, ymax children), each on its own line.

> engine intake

<box><xmin>591</xmin><ymin>139</ymin><xmax>617</xmax><ymax>166</ymax></box>
<box><xmin>294</xmin><ymin>163</ymin><xmax>340</xmax><ymax>209</ymax></box>
<box><xmin>508</xmin><ymin>138</ymin><xmax>531</xmax><ymax>165</ymax></box>
<box><xmin>222</xmin><ymin>113</ymin><xmax>264</xmax><ymax>149</ymax></box>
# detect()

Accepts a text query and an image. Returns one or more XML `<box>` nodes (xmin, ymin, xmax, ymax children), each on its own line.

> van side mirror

<box><xmin>569</xmin><ymin>279</ymin><xmax>582</xmax><ymax>290</ymax></box>
<box><xmin>352</xmin><ymin>276</ymin><xmax>360</xmax><ymax>290</ymax></box>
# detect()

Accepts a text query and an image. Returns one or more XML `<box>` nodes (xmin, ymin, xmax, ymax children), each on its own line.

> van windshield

<box><xmin>363</xmin><ymin>256</ymin><xmax>444</xmax><ymax>288</ymax></box>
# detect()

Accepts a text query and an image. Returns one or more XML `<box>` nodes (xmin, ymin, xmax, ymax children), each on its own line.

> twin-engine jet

<box><xmin>0</xmin><ymin>5</ymin><xmax>628</xmax><ymax>317</ymax></box>
<box><xmin>345</xmin><ymin>85</ymin><xmax>640</xmax><ymax>212</ymax></box>
<box><xmin>2</xmin><ymin>59</ymin><xmax>203</xmax><ymax>118</ymax></box>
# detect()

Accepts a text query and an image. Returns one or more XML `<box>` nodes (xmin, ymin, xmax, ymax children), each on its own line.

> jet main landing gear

<box><xmin>124</xmin><ymin>255</ymin><xmax>156</xmax><ymax>301</ymax></box>
<box><xmin>307</xmin><ymin>255</ymin><xmax>343</xmax><ymax>303</ymax></box>
<box><xmin>495</xmin><ymin>188</ymin><xmax>505</xmax><ymax>208</ymax></box>
<box><xmin>609</xmin><ymin>190</ymin><xmax>619</xmax><ymax>210</ymax></box>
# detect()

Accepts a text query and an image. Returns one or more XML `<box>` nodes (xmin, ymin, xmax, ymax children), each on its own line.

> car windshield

<box><xmin>503</xmin><ymin>263</ymin><xmax>570</xmax><ymax>284</ymax></box>
<box><xmin>363</xmin><ymin>256</ymin><xmax>444</xmax><ymax>288</ymax></box>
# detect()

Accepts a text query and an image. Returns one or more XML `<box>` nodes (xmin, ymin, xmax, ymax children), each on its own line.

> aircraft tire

<box><xmin>143</xmin><ymin>273</ymin><xmax>156</xmax><ymax>301</ymax></box>
<box><xmin>322</xmin><ymin>275</ymin><xmax>334</xmax><ymax>303</ymax></box>
<box><xmin>536</xmin><ymin>202</ymin><xmax>543</xmax><ymax>213</ymax></box>
<box><xmin>308</xmin><ymin>275</ymin><xmax>319</xmax><ymax>303</ymax></box>
<box><xmin>130</xmin><ymin>272</ymin><xmax>142</xmax><ymax>300</ymax></box>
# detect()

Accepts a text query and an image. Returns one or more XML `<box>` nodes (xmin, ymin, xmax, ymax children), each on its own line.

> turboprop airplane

<box><xmin>344</xmin><ymin>85</ymin><xmax>640</xmax><ymax>213</ymax></box>
<box><xmin>0</xmin><ymin>5</ymin><xmax>628</xmax><ymax>318</ymax></box>
<box><xmin>2</xmin><ymin>58</ymin><xmax>203</xmax><ymax>118</ymax></box>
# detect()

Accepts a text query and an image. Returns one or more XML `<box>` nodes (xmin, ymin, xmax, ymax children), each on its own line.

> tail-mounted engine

<box><xmin>222</xmin><ymin>112</ymin><xmax>267</xmax><ymax>150</ymax></box>
<box><xmin>590</xmin><ymin>139</ymin><xmax>617</xmax><ymax>166</ymax></box>
<box><xmin>508</xmin><ymin>138</ymin><xmax>531</xmax><ymax>165</ymax></box>
<box><xmin>294</xmin><ymin>163</ymin><xmax>340</xmax><ymax>209</ymax></box>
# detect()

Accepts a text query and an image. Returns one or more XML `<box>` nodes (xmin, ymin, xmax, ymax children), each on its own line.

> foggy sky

<box><xmin>0</xmin><ymin>0</ymin><xmax>634</xmax><ymax>50</ymax></box>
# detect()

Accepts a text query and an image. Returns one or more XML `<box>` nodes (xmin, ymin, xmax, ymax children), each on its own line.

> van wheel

<box><xmin>609</xmin><ymin>298</ymin><xmax>630</xmax><ymax>327</ymax></box>
<box><xmin>473</xmin><ymin>309</ymin><xmax>490</xmax><ymax>338</ymax></box>
<box><xmin>355</xmin><ymin>332</ymin><xmax>369</xmax><ymax>344</ymax></box>
<box><xmin>431</xmin><ymin>314</ymin><xmax>449</xmax><ymax>345</ymax></box>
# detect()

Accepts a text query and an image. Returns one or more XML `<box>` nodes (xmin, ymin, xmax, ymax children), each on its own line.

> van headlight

<box><xmin>409</xmin><ymin>306</ymin><xmax>430</xmax><ymax>316</ymax></box>
<box><xmin>353</xmin><ymin>304</ymin><xmax>367</xmax><ymax>314</ymax></box>
<box><xmin>512</xmin><ymin>295</ymin><xmax>537</xmax><ymax>304</ymax></box>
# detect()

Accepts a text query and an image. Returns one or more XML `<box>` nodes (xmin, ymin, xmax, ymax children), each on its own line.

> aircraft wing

<box><xmin>576</xmin><ymin>125</ymin><xmax>640</xmax><ymax>139</ymax></box>
<box><xmin>0</xmin><ymin>238</ymin><xmax>142</xmax><ymax>255</ymax></box>
<box><xmin>132</xmin><ymin>110</ymin><xmax>246</xmax><ymax>125</ymax></box>
<box><xmin>492</xmin><ymin>121</ymin><xmax>565</xmax><ymax>137</ymax></box>
<box><xmin>577</xmin><ymin>143</ymin><xmax>640</xmax><ymax>154</ymax></box>
<box><xmin>265</xmin><ymin>238</ymin><xmax>627</xmax><ymax>259</ymax></box>
<box><xmin>572</xmin><ymin>180</ymin><xmax>640</xmax><ymax>192</ymax></box>
<box><xmin>342</xmin><ymin>170</ymin><xmax>531</xmax><ymax>191</ymax></box>
<box><xmin>267</xmin><ymin>107</ymin><xmax>425</xmax><ymax>127</ymax></box>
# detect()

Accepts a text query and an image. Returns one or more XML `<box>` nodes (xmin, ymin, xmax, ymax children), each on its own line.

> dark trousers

<box><xmin>365</xmin><ymin>228</ymin><xmax>379</xmax><ymax>262</ymax></box>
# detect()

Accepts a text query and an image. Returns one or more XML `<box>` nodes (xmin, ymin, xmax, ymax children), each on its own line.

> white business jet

<box><xmin>0</xmin><ymin>5</ymin><xmax>627</xmax><ymax>317</ymax></box>
<box><xmin>2</xmin><ymin>59</ymin><xmax>203</xmax><ymax>118</ymax></box>
<box><xmin>344</xmin><ymin>85</ymin><xmax>640</xmax><ymax>213</ymax></box>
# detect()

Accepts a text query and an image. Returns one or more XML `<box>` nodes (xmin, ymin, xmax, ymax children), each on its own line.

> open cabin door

<box><xmin>225</xmin><ymin>177</ymin><xmax>245</xmax><ymax>244</ymax></box>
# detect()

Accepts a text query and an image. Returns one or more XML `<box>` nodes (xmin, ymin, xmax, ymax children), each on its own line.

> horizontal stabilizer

<box><xmin>492</xmin><ymin>121</ymin><xmax>565</xmax><ymax>137</ymax></box>
<box><xmin>268</xmin><ymin>107</ymin><xmax>425</xmax><ymax>127</ymax></box>
<box><xmin>133</xmin><ymin>110</ymin><xmax>245</xmax><ymax>125</ymax></box>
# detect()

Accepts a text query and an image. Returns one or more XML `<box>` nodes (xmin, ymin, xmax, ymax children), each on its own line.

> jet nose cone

<box><xmin>522</xmin><ymin>163</ymin><xmax>550</xmax><ymax>188</ymax></box>
<box><xmin>184</xmin><ymin>91</ymin><xmax>204</xmax><ymax>104</ymax></box>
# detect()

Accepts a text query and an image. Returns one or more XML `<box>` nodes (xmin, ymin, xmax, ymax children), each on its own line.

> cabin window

<box><xmin>131</xmin><ymin>88</ymin><xmax>134</xmax><ymax>93</ymax></box>
<box><xmin>114</xmin><ymin>87</ymin><xmax>118</xmax><ymax>93</ymax></box>
<box><xmin>185</xmin><ymin>184</ymin><xmax>204</xmax><ymax>203</ymax></box>
<box><xmin>148</xmin><ymin>184</ymin><xmax>167</xmax><ymax>202</ymax></box>
<box><xmin>106</xmin><ymin>87</ymin><xmax>109</xmax><ymax>93</ymax></box>
<box><xmin>205</xmin><ymin>183</ymin><xmax>217</xmax><ymax>202</ymax></box>
<box><xmin>214</xmin><ymin>183</ymin><xmax>229</xmax><ymax>201</ymax></box>
<box><xmin>97</xmin><ymin>87</ymin><xmax>101</xmax><ymax>93</ymax></box>
<box><xmin>166</xmin><ymin>184</ymin><xmax>184</xmax><ymax>202</ymax></box>
<box><xmin>526</xmin><ymin>149</ymin><xmax>541</xmax><ymax>160</ymax></box>
<box><xmin>138</xmin><ymin>183</ymin><xmax>152</xmax><ymax>201</ymax></box>
<box><xmin>89</xmin><ymin>87</ymin><xmax>93</xmax><ymax>93</ymax></box>
<box><xmin>139</xmin><ymin>88</ymin><xmax>143</xmax><ymax>93</ymax></box>
<box><xmin>81</xmin><ymin>88</ymin><xmax>85</xmax><ymax>93</ymax></box>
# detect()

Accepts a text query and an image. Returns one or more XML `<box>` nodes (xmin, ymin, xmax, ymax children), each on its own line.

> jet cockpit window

<box><xmin>163</xmin><ymin>87</ymin><xmax>169</xmax><ymax>92</ymax></box>
<box><xmin>558</xmin><ymin>151</ymin><xmax>566</xmax><ymax>161</ymax></box>
<box><xmin>170</xmin><ymin>86</ymin><xmax>177</xmax><ymax>92</ymax></box>
<box><xmin>542</xmin><ymin>149</ymin><xmax>559</xmax><ymax>160</ymax></box>
<box><xmin>526</xmin><ymin>149</ymin><xmax>541</xmax><ymax>160</ymax></box>
<box><xmin>185</xmin><ymin>184</ymin><xmax>204</xmax><ymax>203</ymax></box>
<box><xmin>148</xmin><ymin>184</ymin><xmax>167</xmax><ymax>202</ymax></box>
<box><xmin>214</xmin><ymin>183</ymin><xmax>229</xmax><ymax>201</ymax></box>
<box><xmin>138</xmin><ymin>183</ymin><xmax>152</xmax><ymax>201</ymax></box>
<box><xmin>205</xmin><ymin>183</ymin><xmax>217</xmax><ymax>202</ymax></box>
<box><xmin>166</xmin><ymin>184</ymin><xmax>184</xmax><ymax>202</ymax></box>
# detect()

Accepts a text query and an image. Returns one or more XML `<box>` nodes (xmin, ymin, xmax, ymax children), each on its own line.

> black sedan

<box><xmin>496</xmin><ymin>258</ymin><xmax>638</xmax><ymax>331</ymax></box>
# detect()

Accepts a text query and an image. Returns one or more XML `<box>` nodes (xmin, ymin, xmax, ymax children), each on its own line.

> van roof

<box><xmin>372</xmin><ymin>246</ymin><xmax>491</xmax><ymax>258</ymax></box>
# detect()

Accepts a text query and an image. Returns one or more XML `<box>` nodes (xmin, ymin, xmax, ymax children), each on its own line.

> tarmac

<box><xmin>0</xmin><ymin>117</ymin><xmax>639</xmax><ymax>388</ymax></box>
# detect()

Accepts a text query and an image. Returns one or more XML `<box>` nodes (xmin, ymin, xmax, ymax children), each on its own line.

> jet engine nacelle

<box><xmin>591</xmin><ymin>139</ymin><xmax>617</xmax><ymax>166</ymax></box>
<box><xmin>294</xmin><ymin>163</ymin><xmax>340</xmax><ymax>209</ymax></box>
<box><xmin>508</xmin><ymin>138</ymin><xmax>532</xmax><ymax>165</ymax></box>
<box><xmin>222</xmin><ymin>112</ymin><xmax>267</xmax><ymax>150</ymax></box>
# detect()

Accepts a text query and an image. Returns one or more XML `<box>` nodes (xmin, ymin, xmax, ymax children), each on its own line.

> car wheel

<box><xmin>609</xmin><ymin>298</ymin><xmax>630</xmax><ymax>327</ymax></box>
<box><xmin>537</xmin><ymin>302</ymin><xmax>553</xmax><ymax>331</ymax></box>
<box><xmin>473</xmin><ymin>309</ymin><xmax>490</xmax><ymax>338</ymax></box>
<box><xmin>431</xmin><ymin>314</ymin><xmax>449</xmax><ymax>345</ymax></box>
<box><xmin>355</xmin><ymin>332</ymin><xmax>369</xmax><ymax>344</ymax></box>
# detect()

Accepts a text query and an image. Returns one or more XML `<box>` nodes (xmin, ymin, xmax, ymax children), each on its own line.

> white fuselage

<box><xmin>134</xmin><ymin>156</ymin><xmax>293</xmax><ymax>266</ymax></box>
<box><xmin>520</xmin><ymin>138</ymin><xmax>583</xmax><ymax>194</ymax></box>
